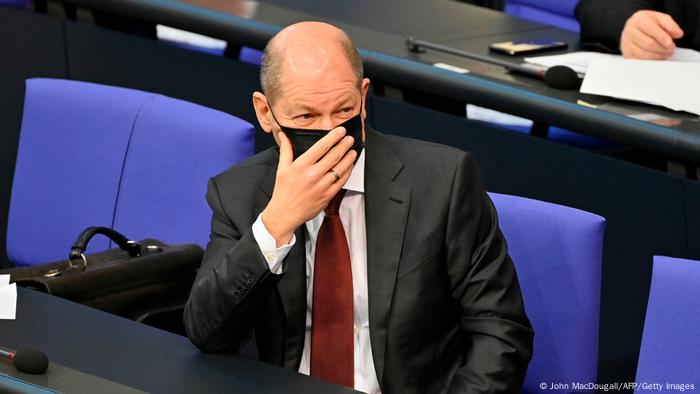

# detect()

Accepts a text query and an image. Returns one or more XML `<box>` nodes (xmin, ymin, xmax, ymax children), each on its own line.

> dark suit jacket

<box><xmin>184</xmin><ymin>128</ymin><xmax>533</xmax><ymax>393</ymax></box>
<box><xmin>576</xmin><ymin>0</ymin><xmax>700</xmax><ymax>53</ymax></box>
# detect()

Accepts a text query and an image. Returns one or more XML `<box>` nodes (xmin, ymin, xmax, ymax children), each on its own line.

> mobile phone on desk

<box><xmin>489</xmin><ymin>39</ymin><xmax>568</xmax><ymax>56</ymax></box>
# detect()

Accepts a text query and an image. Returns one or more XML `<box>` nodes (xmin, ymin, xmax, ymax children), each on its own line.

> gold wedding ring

<box><xmin>329</xmin><ymin>169</ymin><xmax>340</xmax><ymax>182</ymax></box>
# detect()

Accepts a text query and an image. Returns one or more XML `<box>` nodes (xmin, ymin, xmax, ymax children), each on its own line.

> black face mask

<box><xmin>269</xmin><ymin>101</ymin><xmax>365</xmax><ymax>160</ymax></box>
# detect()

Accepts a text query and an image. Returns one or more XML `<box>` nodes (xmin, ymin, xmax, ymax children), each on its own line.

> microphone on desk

<box><xmin>405</xmin><ymin>37</ymin><xmax>580</xmax><ymax>90</ymax></box>
<box><xmin>0</xmin><ymin>348</ymin><xmax>49</xmax><ymax>374</ymax></box>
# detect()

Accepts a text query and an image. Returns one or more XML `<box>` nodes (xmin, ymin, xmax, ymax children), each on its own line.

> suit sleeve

<box><xmin>445</xmin><ymin>153</ymin><xmax>534</xmax><ymax>394</ymax></box>
<box><xmin>183</xmin><ymin>177</ymin><xmax>285</xmax><ymax>352</ymax></box>
<box><xmin>576</xmin><ymin>0</ymin><xmax>658</xmax><ymax>52</ymax></box>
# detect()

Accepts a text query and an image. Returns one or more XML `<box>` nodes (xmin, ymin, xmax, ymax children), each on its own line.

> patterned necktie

<box><xmin>310</xmin><ymin>189</ymin><xmax>354</xmax><ymax>387</ymax></box>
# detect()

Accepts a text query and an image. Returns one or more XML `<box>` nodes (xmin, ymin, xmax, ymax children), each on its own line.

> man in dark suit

<box><xmin>576</xmin><ymin>0</ymin><xmax>699</xmax><ymax>59</ymax></box>
<box><xmin>184</xmin><ymin>21</ymin><xmax>533</xmax><ymax>394</ymax></box>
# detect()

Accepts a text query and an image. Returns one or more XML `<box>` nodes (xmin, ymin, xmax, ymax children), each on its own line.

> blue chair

<box><xmin>159</xmin><ymin>38</ymin><xmax>262</xmax><ymax>65</ymax></box>
<box><xmin>503</xmin><ymin>0</ymin><xmax>580</xmax><ymax>32</ymax></box>
<box><xmin>489</xmin><ymin>192</ymin><xmax>605</xmax><ymax>393</ymax></box>
<box><xmin>155</xmin><ymin>25</ymin><xmax>263</xmax><ymax>65</ymax></box>
<box><xmin>239</xmin><ymin>47</ymin><xmax>263</xmax><ymax>66</ymax></box>
<box><xmin>7</xmin><ymin>78</ymin><xmax>255</xmax><ymax>266</ymax></box>
<box><xmin>466</xmin><ymin>105</ymin><xmax>620</xmax><ymax>151</ymax></box>
<box><xmin>0</xmin><ymin>0</ymin><xmax>29</xmax><ymax>8</ymax></box>
<box><xmin>474</xmin><ymin>120</ymin><xmax>617</xmax><ymax>150</ymax></box>
<box><xmin>165</xmin><ymin>40</ymin><xmax>262</xmax><ymax>65</ymax></box>
<box><xmin>635</xmin><ymin>256</ymin><xmax>700</xmax><ymax>386</ymax></box>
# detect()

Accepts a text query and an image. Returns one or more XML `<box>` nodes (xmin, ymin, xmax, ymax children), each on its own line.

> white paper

<box><xmin>433</xmin><ymin>63</ymin><xmax>469</xmax><ymax>74</ymax></box>
<box><xmin>0</xmin><ymin>280</ymin><xmax>17</xmax><ymax>320</ymax></box>
<box><xmin>156</xmin><ymin>25</ymin><xmax>227</xmax><ymax>50</ymax></box>
<box><xmin>525</xmin><ymin>48</ymin><xmax>700</xmax><ymax>74</ymax></box>
<box><xmin>525</xmin><ymin>51</ymin><xmax>618</xmax><ymax>74</ymax></box>
<box><xmin>670</xmin><ymin>47</ymin><xmax>700</xmax><ymax>62</ymax></box>
<box><xmin>0</xmin><ymin>274</ymin><xmax>8</xmax><ymax>287</ymax></box>
<box><xmin>466</xmin><ymin>104</ymin><xmax>532</xmax><ymax>127</ymax></box>
<box><xmin>580</xmin><ymin>58</ymin><xmax>700</xmax><ymax>116</ymax></box>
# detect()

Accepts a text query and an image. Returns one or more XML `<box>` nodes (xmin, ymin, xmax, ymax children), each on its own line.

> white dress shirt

<box><xmin>251</xmin><ymin>150</ymin><xmax>380</xmax><ymax>394</ymax></box>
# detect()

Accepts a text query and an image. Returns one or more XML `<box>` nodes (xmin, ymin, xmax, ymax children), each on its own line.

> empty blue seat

<box><xmin>504</xmin><ymin>0</ymin><xmax>580</xmax><ymax>32</ymax></box>
<box><xmin>7</xmin><ymin>78</ymin><xmax>255</xmax><ymax>266</ymax></box>
<box><xmin>492</xmin><ymin>123</ymin><xmax>616</xmax><ymax>151</ymax></box>
<box><xmin>239</xmin><ymin>47</ymin><xmax>263</xmax><ymax>65</ymax></box>
<box><xmin>489</xmin><ymin>192</ymin><xmax>605</xmax><ymax>393</ymax></box>
<box><xmin>467</xmin><ymin>105</ymin><xmax>619</xmax><ymax>151</ymax></box>
<box><xmin>155</xmin><ymin>25</ymin><xmax>263</xmax><ymax>65</ymax></box>
<box><xmin>635</xmin><ymin>256</ymin><xmax>700</xmax><ymax>386</ymax></box>
<box><xmin>0</xmin><ymin>0</ymin><xmax>28</xmax><ymax>8</ymax></box>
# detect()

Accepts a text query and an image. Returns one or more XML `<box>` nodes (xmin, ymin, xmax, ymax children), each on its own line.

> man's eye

<box><xmin>296</xmin><ymin>114</ymin><xmax>312</xmax><ymax>120</ymax></box>
<box><xmin>340</xmin><ymin>107</ymin><xmax>353</xmax><ymax>113</ymax></box>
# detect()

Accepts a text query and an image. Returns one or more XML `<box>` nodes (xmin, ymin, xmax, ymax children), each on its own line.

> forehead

<box><xmin>275</xmin><ymin>54</ymin><xmax>359</xmax><ymax>107</ymax></box>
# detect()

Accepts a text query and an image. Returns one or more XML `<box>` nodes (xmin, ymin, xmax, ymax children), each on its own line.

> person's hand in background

<box><xmin>620</xmin><ymin>10</ymin><xmax>684</xmax><ymax>59</ymax></box>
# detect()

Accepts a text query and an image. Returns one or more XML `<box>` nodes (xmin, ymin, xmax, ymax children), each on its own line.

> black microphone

<box><xmin>0</xmin><ymin>348</ymin><xmax>49</xmax><ymax>374</ymax></box>
<box><xmin>405</xmin><ymin>37</ymin><xmax>580</xmax><ymax>90</ymax></box>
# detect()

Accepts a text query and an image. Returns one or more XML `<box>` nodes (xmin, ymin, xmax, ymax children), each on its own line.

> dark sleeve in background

<box><xmin>576</xmin><ymin>0</ymin><xmax>700</xmax><ymax>53</ymax></box>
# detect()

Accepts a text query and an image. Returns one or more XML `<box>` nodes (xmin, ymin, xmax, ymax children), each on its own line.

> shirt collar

<box><xmin>343</xmin><ymin>148</ymin><xmax>365</xmax><ymax>193</ymax></box>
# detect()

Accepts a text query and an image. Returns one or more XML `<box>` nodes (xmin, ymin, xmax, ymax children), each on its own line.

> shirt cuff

<box><xmin>252</xmin><ymin>213</ymin><xmax>296</xmax><ymax>275</ymax></box>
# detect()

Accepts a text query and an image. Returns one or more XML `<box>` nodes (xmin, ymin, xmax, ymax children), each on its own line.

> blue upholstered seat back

<box><xmin>239</xmin><ymin>47</ymin><xmax>263</xmax><ymax>65</ymax></box>
<box><xmin>489</xmin><ymin>192</ymin><xmax>605</xmax><ymax>393</ymax></box>
<box><xmin>504</xmin><ymin>0</ymin><xmax>580</xmax><ymax>32</ymax></box>
<box><xmin>7</xmin><ymin>78</ymin><xmax>254</xmax><ymax>266</ymax></box>
<box><xmin>0</xmin><ymin>0</ymin><xmax>29</xmax><ymax>7</ymax></box>
<box><xmin>635</xmin><ymin>256</ymin><xmax>700</xmax><ymax>384</ymax></box>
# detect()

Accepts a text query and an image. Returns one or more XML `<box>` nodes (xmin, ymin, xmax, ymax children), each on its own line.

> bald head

<box><xmin>260</xmin><ymin>22</ymin><xmax>363</xmax><ymax>101</ymax></box>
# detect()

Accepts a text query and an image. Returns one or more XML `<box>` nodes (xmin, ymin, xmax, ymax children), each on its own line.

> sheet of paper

<box><xmin>580</xmin><ymin>58</ymin><xmax>700</xmax><ymax>116</ymax></box>
<box><xmin>671</xmin><ymin>47</ymin><xmax>700</xmax><ymax>62</ymax></box>
<box><xmin>525</xmin><ymin>48</ymin><xmax>700</xmax><ymax>74</ymax></box>
<box><xmin>156</xmin><ymin>25</ymin><xmax>227</xmax><ymax>50</ymax></box>
<box><xmin>0</xmin><ymin>274</ymin><xmax>8</xmax><ymax>287</ymax></box>
<box><xmin>525</xmin><ymin>51</ymin><xmax>618</xmax><ymax>74</ymax></box>
<box><xmin>433</xmin><ymin>62</ymin><xmax>469</xmax><ymax>74</ymax></box>
<box><xmin>0</xmin><ymin>280</ymin><xmax>17</xmax><ymax>320</ymax></box>
<box><xmin>466</xmin><ymin>104</ymin><xmax>532</xmax><ymax>127</ymax></box>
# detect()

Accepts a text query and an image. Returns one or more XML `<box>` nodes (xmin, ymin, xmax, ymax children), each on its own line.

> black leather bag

<box><xmin>0</xmin><ymin>227</ymin><xmax>203</xmax><ymax>327</ymax></box>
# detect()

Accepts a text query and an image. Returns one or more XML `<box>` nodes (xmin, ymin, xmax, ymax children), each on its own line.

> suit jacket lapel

<box><xmin>364</xmin><ymin>128</ymin><xmax>411</xmax><ymax>387</ymax></box>
<box><xmin>259</xmin><ymin>149</ymin><xmax>307</xmax><ymax>369</ymax></box>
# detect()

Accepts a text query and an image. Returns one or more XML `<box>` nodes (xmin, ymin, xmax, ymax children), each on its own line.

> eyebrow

<box><xmin>289</xmin><ymin>103</ymin><xmax>318</xmax><ymax>113</ymax></box>
<box><xmin>289</xmin><ymin>95</ymin><xmax>358</xmax><ymax>114</ymax></box>
<box><xmin>334</xmin><ymin>95</ymin><xmax>357</xmax><ymax>108</ymax></box>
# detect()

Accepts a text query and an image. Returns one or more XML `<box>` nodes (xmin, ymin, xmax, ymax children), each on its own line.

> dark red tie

<box><xmin>310</xmin><ymin>189</ymin><xmax>354</xmax><ymax>387</ymax></box>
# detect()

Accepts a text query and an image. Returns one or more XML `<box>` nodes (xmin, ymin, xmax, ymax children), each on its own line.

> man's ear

<box><xmin>361</xmin><ymin>78</ymin><xmax>370</xmax><ymax>119</ymax></box>
<box><xmin>252</xmin><ymin>91</ymin><xmax>274</xmax><ymax>133</ymax></box>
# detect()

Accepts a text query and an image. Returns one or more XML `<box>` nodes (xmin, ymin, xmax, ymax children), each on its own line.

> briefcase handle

<box><xmin>69</xmin><ymin>227</ymin><xmax>141</xmax><ymax>261</ymax></box>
